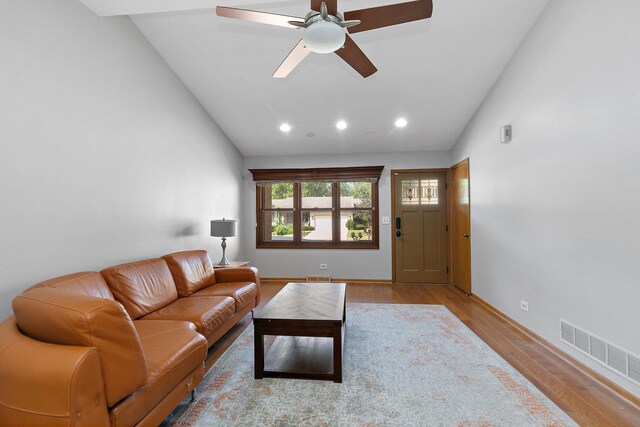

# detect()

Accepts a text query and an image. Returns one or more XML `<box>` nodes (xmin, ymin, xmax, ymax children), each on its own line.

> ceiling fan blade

<box><xmin>288</xmin><ymin>20</ymin><xmax>307</xmax><ymax>28</ymax></box>
<box><xmin>334</xmin><ymin>35</ymin><xmax>377</xmax><ymax>78</ymax></box>
<box><xmin>343</xmin><ymin>0</ymin><xmax>433</xmax><ymax>34</ymax></box>
<box><xmin>273</xmin><ymin>40</ymin><xmax>311</xmax><ymax>78</ymax></box>
<box><xmin>311</xmin><ymin>0</ymin><xmax>337</xmax><ymax>16</ymax></box>
<box><xmin>216</xmin><ymin>6</ymin><xmax>304</xmax><ymax>29</ymax></box>
<box><xmin>340</xmin><ymin>19</ymin><xmax>361</xmax><ymax>29</ymax></box>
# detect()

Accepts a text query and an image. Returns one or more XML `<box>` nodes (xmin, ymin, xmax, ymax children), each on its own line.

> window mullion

<box><xmin>332</xmin><ymin>182</ymin><xmax>339</xmax><ymax>246</ymax></box>
<box><xmin>293</xmin><ymin>182</ymin><xmax>302</xmax><ymax>244</ymax></box>
<box><xmin>256</xmin><ymin>185</ymin><xmax>263</xmax><ymax>246</ymax></box>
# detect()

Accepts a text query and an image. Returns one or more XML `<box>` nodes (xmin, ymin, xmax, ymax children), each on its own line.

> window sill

<box><xmin>256</xmin><ymin>242</ymin><xmax>379</xmax><ymax>250</ymax></box>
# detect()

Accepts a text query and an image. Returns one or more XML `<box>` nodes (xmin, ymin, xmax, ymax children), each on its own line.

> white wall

<box><xmin>452</xmin><ymin>0</ymin><xmax>640</xmax><ymax>396</ymax></box>
<box><xmin>242</xmin><ymin>151</ymin><xmax>452</xmax><ymax>279</ymax></box>
<box><xmin>0</xmin><ymin>0</ymin><xmax>243</xmax><ymax>318</ymax></box>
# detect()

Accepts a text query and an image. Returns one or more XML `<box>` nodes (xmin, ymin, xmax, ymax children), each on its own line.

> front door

<box><xmin>450</xmin><ymin>159</ymin><xmax>472</xmax><ymax>294</ymax></box>
<box><xmin>393</xmin><ymin>171</ymin><xmax>448</xmax><ymax>283</ymax></box>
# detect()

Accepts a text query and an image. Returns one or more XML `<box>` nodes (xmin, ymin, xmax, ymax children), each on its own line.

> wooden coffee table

<box><xmin>253</xmin><ymin>282</ymin><xmax>346</xmax><ymax>383</ymax></box>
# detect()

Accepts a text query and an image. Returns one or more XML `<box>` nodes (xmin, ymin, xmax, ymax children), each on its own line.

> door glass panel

<box><xmin>301</xmin><ymin>210</ymin><xmax>332</xmax><ymax>241</ymax></box>
<box><xmin>301</xmin><ymin>182</ymin><xmax>332</xmax><ymax>208</ymax></box>
<box><xmin>265</xmin><ymin>211</ymin><xmax>293</xmax><ymax>241</ymax></box>
<box><xmin>263</xmin><ymin>183</ymin><xmax>293</xmax><ymax>209</ymax></box>
<box><xmin>341</xmin><ymin>210</ymin><xmax>373</xmax><ymax>241</ymax></box>
<box><xmin>420</xmin><ymin>179</ymin><xmax>439</xmax><ymax>205</ymax></box>
<box><xmin>402</xmin><ymin>180</ymin><xmax>419</xmax><ymax>205</ymax></box>
<box><xmin>340</xmin><ymin>182</ymin><xmax>372</xmax><ymax>208</ymax></box>
<box><xmin>458</xmin><ymin>178</ymin><xmax>469</xmax><ymax>204</ymax></box>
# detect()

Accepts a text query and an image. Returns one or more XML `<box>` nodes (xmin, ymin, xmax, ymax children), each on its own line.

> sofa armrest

<box><xmin>0</xmin><ymin>318</ymin><xmax>110</xmax><ymax>426</ymax></box>
<box><xmin>13</xmin><ymin>288</ymin><xmax>147</xmax><ymax>407</ymax></box>
<box><xmin>214</xmin><ymin>267</ymin><xmax>260</xmax><ymax>306</ymax></box>
<box><xmin>214</xmin><ymin>266</ymin><xmax>259</xmax><ymax>284</ymax></box>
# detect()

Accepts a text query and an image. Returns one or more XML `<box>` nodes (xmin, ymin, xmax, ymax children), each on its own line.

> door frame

<box><xmin>390</xmin><ymin>168</ymin><xmax>452</xmax><ymax>284</ymax></box>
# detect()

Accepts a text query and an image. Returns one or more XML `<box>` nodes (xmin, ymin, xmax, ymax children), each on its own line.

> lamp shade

<box><xmin>210</xmin><ymin>219</ymin><xmax>238</xmax><ymax>238</ymax></box>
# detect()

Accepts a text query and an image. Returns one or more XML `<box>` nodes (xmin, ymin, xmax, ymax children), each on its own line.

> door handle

<box><xmin>463</xmin><ymin>233</ymin><xmax>470</xmax><ymax>238</ymax></box>
<box><xmin>396</xmin><ymin>231</ymin><xmax>402</xmax><ymax>237</ymax></box>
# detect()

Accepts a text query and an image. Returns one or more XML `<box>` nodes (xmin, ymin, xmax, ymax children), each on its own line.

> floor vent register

<box><xmin>561</xmin><ymin>319</ymin><xmax>640</xmax><ymax>386</ymax></box>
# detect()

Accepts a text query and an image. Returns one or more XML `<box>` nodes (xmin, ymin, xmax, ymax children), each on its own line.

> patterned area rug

<box><xmin>170</xmin><ymin>304</ymin><xmax>576</xmax><ymax>426</ymax></box>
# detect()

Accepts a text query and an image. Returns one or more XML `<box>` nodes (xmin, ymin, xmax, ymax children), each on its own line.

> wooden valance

<box><xmin>249</xmin><ymin>166</ymin><xmax>384</xmax><ymax>182</ymax></box>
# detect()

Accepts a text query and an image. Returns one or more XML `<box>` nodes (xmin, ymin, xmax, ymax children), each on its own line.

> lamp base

<box><xmin>218</xmin><ymin>237</ymin><xmax>230</xmax><ymax>266</ymax></box>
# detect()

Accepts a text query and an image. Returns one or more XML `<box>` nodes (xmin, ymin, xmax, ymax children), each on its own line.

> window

<box><xmin>340</xmin><ymin>182</ymin><xmax>374</xmax><ymax>242</ymax></box>
<box><xmin>261</xmin><ymin>183</ymin><xmax>294</xmax><ymax>242</ymax></box>
<box><xmin>250</xmin><ymin>166</ymin><xmax>383</xmax><ymax>249</ymax></box>
<box><xmin>402</xmin><ymin>179</ymin><xmax>439</xmax><ymax>205</ymax></box>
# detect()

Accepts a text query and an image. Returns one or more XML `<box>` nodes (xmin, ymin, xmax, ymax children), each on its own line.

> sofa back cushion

<box><xmin>26</xmin><ymin>271</ymin><xmax>114</xmax><ymax>300</ymax></box>
<box><xmin>162</xmin><ymin>250</ymin><xmax>216</xmax><ymax>297</ymax></box>
<box><xmin>12</xmin><ymin>288</ymin><xmax>147</xmax><ymax>408</ymax></box>
<box><xmin>101</xmin><ymin>259</ymin><xmax>178</xmax><ymax>319</ymax></box>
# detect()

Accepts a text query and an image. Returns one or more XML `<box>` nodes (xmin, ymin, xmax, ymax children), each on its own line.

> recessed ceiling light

<box><xmin>279</xmin><ymin>123</ymin><xmax>291</xmax><ymax>132</ymax></box>
<box><xmin>395</xmin><ymin>118</ymin><xmax>408</xmax><ymax>128</ymax></box>
<box><xmin>336</xmin><ymin>120</ymin><xmax>347</xmax><ymax>130</ymax></box>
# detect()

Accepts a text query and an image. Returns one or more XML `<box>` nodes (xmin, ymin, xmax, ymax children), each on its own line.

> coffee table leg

<box><xmin>333</xmin><ymin>326</ymin><xmax>342</xmax><ymax>383</ymax></box>
<box><xmin>254</xmin><ymin>323</ymin><xmax>264</xmax><ymax>379</ymax></box>
<box><xmin>343</xmin><ymin>300</ymin><xmax>346</xmax><ymax>323</ymax></box>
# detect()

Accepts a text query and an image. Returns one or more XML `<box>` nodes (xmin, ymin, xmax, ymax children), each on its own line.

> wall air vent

<box><xmin>590</xmin><ymin>336</ymin><xmax>607</xmax><ymax>363</ymax></box>
<box><xmin>574</xmin><ymin>328</ymin><xmax>589</xmax><ymax>353</ymax></box>
<box><xmin>608</xmin><ymin>345</ymin><xmax>627</xmax><ymax>374</ymax></box>
<box><xmin>629</xmin><ymin>355</ymin><xmax>640</xmax><ymax>383</ymax></box>
<box><xmin>561</xmin><ymin>321</ymin><xmax>574</xmax><ymax>344</ymax></box>
<box><xmin>560</xmin><ymin>319</ymin><xmax>640</xmax><ymax>387</ymax></box>
<box><xmin>306</xmin><ymin>275</ymin><xmax>332</xmax><ymax>283</ymax></box>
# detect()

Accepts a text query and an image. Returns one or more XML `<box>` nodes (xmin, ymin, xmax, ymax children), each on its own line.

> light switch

<box><xmin>382</xmin><ymin>216</ymin><xmax>390</xmax><ymax>225</ymax></box>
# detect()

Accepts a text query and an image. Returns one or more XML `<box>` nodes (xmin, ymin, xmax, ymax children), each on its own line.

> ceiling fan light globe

<box><xmin>303</xmin><ymin>21</ymin><xmax>345</xmax><ymax>54</ymax></box>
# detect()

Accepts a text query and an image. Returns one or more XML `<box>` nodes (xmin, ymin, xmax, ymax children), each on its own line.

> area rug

<box><xmin>170</xmin><ymin>304</ymin><xmax>576</xmax><ymax>426</ymax></box>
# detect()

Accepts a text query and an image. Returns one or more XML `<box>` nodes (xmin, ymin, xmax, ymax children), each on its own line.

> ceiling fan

<box><xmin>216</xmin><ymin>0</ymin><xmax>433</xmax><ymax>78</ymax></box>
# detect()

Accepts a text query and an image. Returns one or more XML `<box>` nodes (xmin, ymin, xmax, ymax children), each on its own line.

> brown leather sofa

<box><xmin>0</xmin><ymin>250</ymin><xmax>259</xmax><ymax>427</ymax></box>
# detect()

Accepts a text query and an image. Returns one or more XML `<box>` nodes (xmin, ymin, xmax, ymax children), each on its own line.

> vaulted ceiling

<box><xmin>79</xmin><ymin>0</ymin><xmax>549</xmax><ymax>156</ymax></box>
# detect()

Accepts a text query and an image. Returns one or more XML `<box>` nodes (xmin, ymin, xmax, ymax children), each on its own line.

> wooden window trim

<box><xmin>249</xmin><ymin>166</ymin><xmax>384</xmax><ymax>182</ymax></box>
<box><xmin>251</xmin><ymin>167</ymin><xmax>382</xmax><ymax>250</ymax></box>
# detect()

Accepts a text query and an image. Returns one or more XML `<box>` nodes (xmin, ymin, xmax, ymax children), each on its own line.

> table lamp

<box><xmin>210</xmin><ymin>218</ymin><xmax>238</xmax><ymax>266</ymax></box>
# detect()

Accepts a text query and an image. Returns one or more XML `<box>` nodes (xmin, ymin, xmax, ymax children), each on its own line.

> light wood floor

<box><xmin>196</xmin><ymin>282</ymin><xmax>640</xmax><ymax>426</ymax></box>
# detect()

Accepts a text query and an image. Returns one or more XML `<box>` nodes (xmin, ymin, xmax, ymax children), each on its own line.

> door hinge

<box><xmin>445</xmin><ymin>183</ymin><xmax>448</xmax><ymax>190</ymax></box>
<box><xmin>445</xmin><ymin>224</ymin><xmax>449</xmax><ymax>232</ymax></box>
<box><xmin>447</xmin><ymin>267</ymin><xmax>449</xmax><ymax>273</ymax></box>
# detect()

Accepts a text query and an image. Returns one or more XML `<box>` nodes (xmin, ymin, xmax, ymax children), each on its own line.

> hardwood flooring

<box><xmin>194</xmin><ymin>282</ymin><xmax>640</xmax><ymax>426</ymax></box>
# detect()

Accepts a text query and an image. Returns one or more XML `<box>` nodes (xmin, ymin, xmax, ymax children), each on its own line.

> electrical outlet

<box><xmin>382</xmin><ymin>216</ymin><xmax>390</xmax><ymax>225</ymax></box>
<box><xmin>320</xmin><ymin>264</ymin><xmax>328</xmax><ymax>270</ymax></box>
<box><xmin>520</xmin><ymin>300</ymin><xmax>529</xmax><ymax>312</ymax></box>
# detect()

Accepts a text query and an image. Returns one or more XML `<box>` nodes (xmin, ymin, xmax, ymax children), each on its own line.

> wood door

<box><xmin>393</xmin><ymin>171</ymin><xmax>448</xmax><ymax>283</ymax></box>
<box><xmin>450</xmin><ymin>159</ymin><xmax>472</xmax><ymax>294</ymax></box>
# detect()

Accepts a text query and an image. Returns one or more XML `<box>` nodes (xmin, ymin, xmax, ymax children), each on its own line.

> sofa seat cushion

<box><xmin>140</xmin><ymin>296</ymin><xmax>235</xmax><ymax>338</ymax></box>
<box><xmin>192</xmin><ymin>282</ymin><xmax>258</xmax><ymax>312</ymax></box>
<box><xmin>109</xmin><ymin>320</ymin><xmax>207</xmax><ymax>427</ymax></box>
<box><xmin>134</xmin><ymin>319</ymin><xmax>197</xmax><ymax>339</ymax></box>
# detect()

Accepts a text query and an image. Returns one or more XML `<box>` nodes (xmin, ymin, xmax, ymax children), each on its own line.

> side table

<box><xmin>214</xmin><ymin>261</ymin><xmax>249</xmax><ymax>269</ymax></box>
